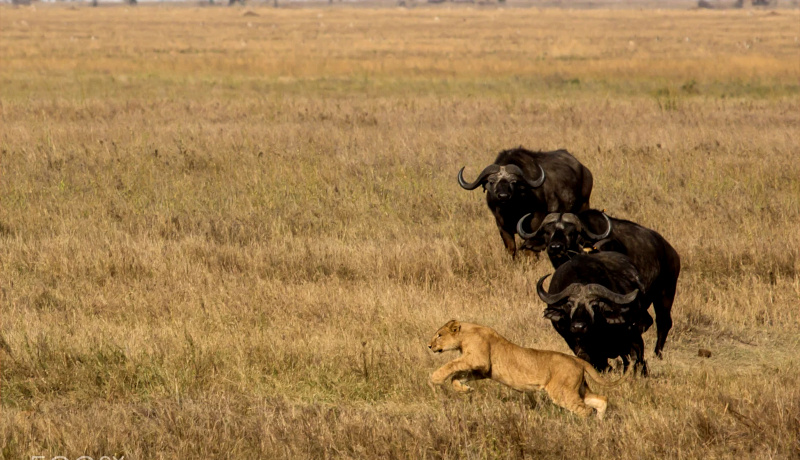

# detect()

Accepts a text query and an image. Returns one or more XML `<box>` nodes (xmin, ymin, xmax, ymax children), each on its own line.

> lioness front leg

<box><xmin>430</xmin><ymin>358</ymin><xmax>476</xmax><ymax>387</ymax></box>
<box><xmin>452</xmin><ymin>368</ymin><xmax>492</xmax><ymax>393</ymax></box>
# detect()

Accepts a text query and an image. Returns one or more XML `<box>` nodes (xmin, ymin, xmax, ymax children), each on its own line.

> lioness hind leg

<box><xmin>562</xmin><ymin>397</ymin><xmax>593</xmax><ymax>418</ymax></box>
<box><xmin>547</xmin><ymin>388</ymin><xmax>593</xmax><ymax>418</ymax></box>
<box><xmin>583</xmin><ymin>392</ymin><xmax>608</xmax><ymax>420</ymax></box>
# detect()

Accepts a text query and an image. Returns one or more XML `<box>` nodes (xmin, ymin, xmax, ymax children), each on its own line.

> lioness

<box><xmin>428</xmin><ymin>320</ymin><xmax>630</xmax><ymax>419</ymax></box>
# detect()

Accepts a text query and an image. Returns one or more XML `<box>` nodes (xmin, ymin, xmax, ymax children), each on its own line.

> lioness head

<box><xmin>428</xmin><ymin>320</ymin><xmax>462</xmax><ymax>353</ymax></box>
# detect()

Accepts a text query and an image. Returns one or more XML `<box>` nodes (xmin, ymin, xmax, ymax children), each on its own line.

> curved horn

<box><xmin>583</xmin><ymin>212</ymin><xmax>612</xmax><ymax>241</ymax></box>
<box><xmin>457</xmin><ymin>164</ymin><xmax>500</xmax><ymax>190</ymax></box>
<box><xmin>517</xmin><ymin>214</ymin><xmax>535</xmax><ymax>239</ymax></box>
<box><xmin>517</xmin><ymin>213</ymin><xmax>560</xmax><ymax>240</ymax></box>
<box><xmin>524</xmin><ymin>163</ymin><xmax>546</xmax><ymax>188</ymax></box>
<box><xmin>536</xmin><ymin>275</ymin><xmax>580</xmax><ymax>305</ymax></box>
<box><xmin>505</xmin><ymin>164</ymin><xmax>545</xmax><ymax>189</ymax></box>
<box><xmin>585</xmin><ymin>284</ymin><xmax>639</xmax><ymax>305</ymax></box>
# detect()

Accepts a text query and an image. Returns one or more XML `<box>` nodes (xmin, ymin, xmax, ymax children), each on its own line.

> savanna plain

<box><xmin>1</xmin><ymin>4</ymin><xmax>799</xmax><ymax>459</ymax></box>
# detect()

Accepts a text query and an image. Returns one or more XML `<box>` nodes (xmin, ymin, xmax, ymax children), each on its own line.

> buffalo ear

<box><xmin>520</xmin><ymin>237</ymin><xmax>547</xmax><ymax>253</ymax></box>
<box><xmin>576</xmin><ymin>235</ymin><xmax>594</xmax><ymax>252</ymax></box>
<box><xmin>543</xmin><ymin>308</ymin><xmax>564</xmax><ymax>322</ymax></box>
<box><xmin>599</xmin><ymin>303</ymin><xmax>616</xmax><ymax>314</ymax></box>
<box><xmin>599</xmin><ymin>304</ymin><xmax>624</xmax><ymax>324</ymax></box>
<box><xmin>595</xmin><ymin>239</ymin><xmax>625</xmax><ymax>254</ymax></box>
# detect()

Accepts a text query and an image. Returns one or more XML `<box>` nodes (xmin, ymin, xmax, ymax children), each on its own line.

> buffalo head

<box><xmin>518</xmin><ymin>212</ymin><xmax>612</xmax><ymax>266</ymax></box>
<box><xmin>536</xmin><ymin>274</ymin><xmax>638</xmax><ymax>335</ymax></box>
<box><xmin>457</xmin><ymin>163</ymin><xmax>545</xmax><ymax>203</ymax></box>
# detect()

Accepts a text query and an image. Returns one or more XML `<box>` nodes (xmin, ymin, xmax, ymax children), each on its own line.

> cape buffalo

<box><xmin>457</xmin><ymin>147</ymin><xmax>593</xmax><ymax>258</ymax></box>
<box><xmin>536</xmin><ymin>251</ymin><xmax>652</xmax><ymax>375</ymax></box>
<box><xmin>518</xmin><ymin>209</ymin><xmax>680</xmax><ymax>358</ymax></box>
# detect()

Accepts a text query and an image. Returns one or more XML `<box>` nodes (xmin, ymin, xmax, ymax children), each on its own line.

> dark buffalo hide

<box><xmin>536</xmin><ymin>251</ymin><xmax>652</xmax><ymax>375</ymax></box>
<box><xmin>520</xmin><ymin>209</ymin><xmax>680</xmax><ymax>358</ymax></box>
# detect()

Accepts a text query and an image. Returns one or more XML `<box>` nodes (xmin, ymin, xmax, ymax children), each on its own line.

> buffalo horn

<box><xmin>583</xmin><ymin>212</ymin><xmax>612</xmax><ymax>240</ymax></box>
<box><xmin>457</xmin><ymin>164</ymin><xmax>501</xmax><ymax>190</ymax></box>
<box><xmin>585</xmin><ymin>284</ymin><xmax>639</xmax><ymax>305</ymax></box>
<box><xmin>536</xmin><ymin>275</ymin><xmax>580</xmax><ymax>305</ymax></box>
<box><xmin>517</xmin><ymin>213</ymin><xmax>560</xmax><ymax>240</ymax></box>
<box><xmin>505</xmin><ymin>163</ymin><xmax>545</xmax><ymax>189</ymax></box>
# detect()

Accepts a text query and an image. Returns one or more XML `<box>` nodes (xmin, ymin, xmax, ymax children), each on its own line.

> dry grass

<box><xmin>1</xmin><ymin>4</ymin><xmax>799</xmax><ymax>459</ymax></box>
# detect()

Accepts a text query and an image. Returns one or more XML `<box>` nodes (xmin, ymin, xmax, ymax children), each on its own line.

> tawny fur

<box><xmin>428</xmin><ymin>320</ymin><xmax>630</xmax><ymax>419</ymax></box>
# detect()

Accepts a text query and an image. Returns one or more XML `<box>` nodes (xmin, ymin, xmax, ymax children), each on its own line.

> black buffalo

<box><xmin>536</xmin><ymin>251</ymin><xmax>652</xmax><ymax>375</ymax></box>
<box><xmin>518</xmin><ymin>209</ymin><xmax>681</xmax><ymax>358</ymax></box>
<box><xmin>457</xmin><ymin>147</ymin><xmax>593</xmax><ymax>258</ymax></box>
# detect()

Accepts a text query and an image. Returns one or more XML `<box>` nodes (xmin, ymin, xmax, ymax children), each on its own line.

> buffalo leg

<box><xmin>653</xmin><ymin>285</ymin><xmax>677</xmax><ymax>358</ymax></box>
<box><xmin>499</xmin><ymin>227</ymin><xmax>517</xmax><ymax>258</ymax></box>
<box><xmin>630</xmin><ymin>336</ymin><xmax>648</xmax><ymax>377</ymax></box>
<box><xmin>634</xmin><ymin>360</ymin><xmax>648</xmax><ymax>377</ymax></box>
<box><xmin>589</xmin><ymin>356</ymin><xmax>610</xmax><ymax>373</ymax></box>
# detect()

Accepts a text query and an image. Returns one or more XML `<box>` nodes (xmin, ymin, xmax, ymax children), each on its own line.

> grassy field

<box><xmin>1</xmin><ymin>4</ymin><xmax>799</xmax><ymax>459</ymax></box>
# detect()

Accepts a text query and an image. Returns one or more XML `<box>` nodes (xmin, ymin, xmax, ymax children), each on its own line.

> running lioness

<box><xmin>428</xmin><ymin>320</ymin><xmax>630</xmax><ymax>419</ymax></box>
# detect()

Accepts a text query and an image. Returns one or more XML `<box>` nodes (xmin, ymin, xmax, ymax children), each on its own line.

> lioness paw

<box><xmin>452</xmin><ymin>380</ymin><xmax>473</xmax><ymax>393</ymax></box>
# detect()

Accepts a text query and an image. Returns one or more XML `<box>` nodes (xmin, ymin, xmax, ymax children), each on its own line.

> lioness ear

<box><xmin>447</xmin><ymin>320</ymin><xmax>461</xmax><ymax>333</ymax></box>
